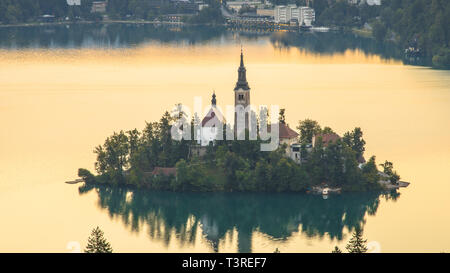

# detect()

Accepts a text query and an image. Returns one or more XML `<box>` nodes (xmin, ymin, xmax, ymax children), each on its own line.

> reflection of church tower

<box><xmin>234</xmin><ymin>49</ymin><xmax>251</xmax><ymax>136</ymax></box>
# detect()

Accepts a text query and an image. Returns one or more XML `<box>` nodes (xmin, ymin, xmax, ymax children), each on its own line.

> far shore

<box><xmin>0</xmin><ymin>19</ymin><xmax>228</xmax><ymax>29</ymax></box>
<box><xmin>0</xmin><ymin>20</ymin><xmax>370</xmax><ymax>42</ymax></box>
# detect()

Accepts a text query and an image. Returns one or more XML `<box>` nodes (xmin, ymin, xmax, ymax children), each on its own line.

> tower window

<box><xmin>238</xmin><ymin>94</ymin><xmax>244</xmax><ymax>100</ymax></box>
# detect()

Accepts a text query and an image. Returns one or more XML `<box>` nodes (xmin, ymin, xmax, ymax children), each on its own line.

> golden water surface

<box><xmin>0</xmin><ymin>41</ymin><xmax>449</xmax><ymax>252</ymax></box>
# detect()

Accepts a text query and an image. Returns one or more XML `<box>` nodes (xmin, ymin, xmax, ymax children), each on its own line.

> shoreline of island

<box><xmin>74</xmin><ymin>113</ymin><xmax>408</xmax><ymax>194</ymax></box>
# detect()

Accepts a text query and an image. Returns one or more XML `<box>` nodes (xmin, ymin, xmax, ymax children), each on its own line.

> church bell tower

<box><xmin>234</xmin><ymin>49</ymin><xmax>251</xmax><ymax>135</ymax></box>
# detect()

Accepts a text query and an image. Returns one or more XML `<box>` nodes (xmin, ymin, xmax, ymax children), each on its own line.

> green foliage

<box><xmin>372</xmin><ymin>21</ymin><xmax>387</xmax><ymax>42</ymax></box>
<box><xmin>0</xmin><ymin>0</ymin><xmax>98</xmax><ymax>24</ymax></box>
<box><xmin>316</xmin><ymin>0</ymin><xmax>360</xmax><ymax>27</ymax></box>
<box><xmin>332</xmin><ymin>246</ymin><xmax>342</xmax><ymax>253</ymax></box>
<box><xmin>432</xmin><ymin>47</ymin><xmax>450</xmax><ymax>69</ymax></box>
<box><xmin>321</xmin><ymin>126</ymin><xmax>335</xmax><ymax>134</ymax></box>
<box><xmin>175</xmin><ymin>159</ymin><xmax>219</xmax><ymax>191</ymax></box>
<box><xmin>345</xmin><ymin>227</ymin><xmax>368</xmax><ymax>253</ymax></box>
<box><xmin>91</xmin><ymin>109</ymin><xmax>190</xmax><ymax>187</ymax></box>
<box><xmin>279</xmin><ymin>109</ymin><xmax>286</xmax><ymax>124</ymax></box>
<box><xmin>0</xmin><ymin>0</ymin><xmax>223</xmax><ymax>24</ymax></box>
<box><xmin>84</xmin><ymin>226</ymin><xmax>113</xmax><ymax>253</ymax></box>
<box><xmin>361</xmin><ymin>156</ymin><xmax>381</xmax><ymax>189</ymax></box>
<box><xmin>275</xmin><ymin>0</ymin><xmax>450</xmax><ymax>69</ymax></box>
<box><xmin>305</xmin><ymin>139</ymin><xmax>359</xmax><ymax>189</ymax></box>
<box><xmin>78</xmin><ymin>168</ymin><xmax>96</xmax><ymax>184</ymax></box>
<box><xmin>379</xmin><ymin>160</ymin><xmax>400</xmax><ymax>185</ymax></box>
<box><xmin>83</xmin><ymin>113</ymin><xmax>392</xmax><ymax>193</ymax></box>
<box><xmin>342</xmin><ymin>127</ymin><xmax>366</xmax><ymax>160</ymax></box>
<box><xmin>297</xmin><ymin>119</ymin><xmax>321</xmax><ymax>145</ymax></box>
<box><xmin>377</xmin><ymin>0</ymin><xmax>450</xmax><ymax>68</ymax></box>
<box><xmin>185</xmin><ymin>2</ymin><xmax>224</xmax><ymax>25</ymax></box>
<box><xmin>93</xmin><ymin>130</ymin><xmax>130</xmax><ymax>184</ymax></box>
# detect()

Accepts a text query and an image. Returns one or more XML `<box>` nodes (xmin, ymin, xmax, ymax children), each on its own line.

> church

<box><xmin>195</xmin><ymin>50</ymin><xmax>301</xmax><ymax>162</ymax></box>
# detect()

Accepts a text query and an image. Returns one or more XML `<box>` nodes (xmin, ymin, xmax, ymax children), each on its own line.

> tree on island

<box><xmin>379</xmin><ymin>160</ymin><xmax>400</xmax><ymax>185</ymax></box>
<box><xmin>279</xmin><ymin>109</ymin><xmax>286</xmax><ymax>124</ymax></box>
<box><xmin>332</xmin><ymin>246</ymin><xmax>342</xmax><ymax>253</ymax></box>
<box><xmin>79</xmin><ymin>111</ymin><xmax>388</xmax><ymax>193</ymax></box>
<box><xmin>85</xmin><ymin>226</ymin><xmax>113</xmax><ymax>253</ymax></box>
<box><xmin>297</xmin><ymin>119</ymin><xmax>321</xmax><ymax>145</ymax></box>
<box><xmin>94</xmin><ymin>131</ymin><xmax>130</xmax><ymax>175</ymax></box>
<box><xmin>343</xmin><ymin>127</ymin><xmax>366</xmax><ymax>160</ymax></box>
<box><xmin>345</xmin><ymin>227</ymin><xmax>368</xmax><ymax>253</ymax></box>
<box><xmin>321</xmin><ymin>126</ymin><xmax>335</xmax><ymax>134</ymax></box>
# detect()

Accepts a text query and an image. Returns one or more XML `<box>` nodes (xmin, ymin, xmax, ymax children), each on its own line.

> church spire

<box><xmin>211</xmin><ymin>91</ymin><xmax>216</xmax><ymax>106</ymax></box>
<box><xmin>234</xmin><ymin>48</ymin><xmax>250</xmax><ymax>91</ymax></box>
<box><xmin>240</xmin><ymin>47</ymin><xmax>244</xmax><ymax>67</ymax></box>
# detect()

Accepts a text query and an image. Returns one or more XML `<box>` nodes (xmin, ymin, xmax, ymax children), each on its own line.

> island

<box><xmin>76</xmin><ymin>51</ymin><xmax>407</xmax><ymax>193</ymax></box>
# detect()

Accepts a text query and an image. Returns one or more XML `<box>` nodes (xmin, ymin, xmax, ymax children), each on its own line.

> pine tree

<box><xmin>84</xmin><ymin>226</ymin><xmax>113</xmax><ymax>253</ymax></box>
<box><xmin>332</xmin><ymin>246</ymin><xmax>342</xmax><ymax>253</ymax></box>
<box><xmin>346</xmin><ymin>227</ymin><xmax>368</xmax><ymax>253</ymax></box>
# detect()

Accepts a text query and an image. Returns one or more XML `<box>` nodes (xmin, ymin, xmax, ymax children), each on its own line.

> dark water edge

<box><xmin>78</xmin><ymin>183</ymin><xmax>400</xmax><ymax>253</ymax></box>
<box><xmin>0</xmin><ymin>23</ymin><xmax>430</xmax><ymax>68</ymax></box>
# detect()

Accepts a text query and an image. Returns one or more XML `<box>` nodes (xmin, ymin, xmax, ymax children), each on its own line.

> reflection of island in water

<box><xmin>0</xmin><ymin>24</ymin><xmax>408</xmax><ymax>64</ymax></box>
<box><xmin>79</xmin><ymin>184</ymin><xmax>400</xmax><ymax>253</ymax></box>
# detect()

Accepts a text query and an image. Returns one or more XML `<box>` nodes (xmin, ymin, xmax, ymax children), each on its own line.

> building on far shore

<box><xmin>349</xmin><ymin>0</ymin><xmax>381</xmax><ymax>6</ymax></box>
<box><xmin>39</xmin><ymin>14</ymin><xmax>56</xmax><ymax>23</ymax></box>
<box><xmin>256</xmin><ymin>8</ymin><xmax>274</xmax><ymax>17</ymax></box>
<box><xmin>226</xmin><ymin>0</ymin><xmax>264</xmax><ymax>12</ymax></box>
<box><xmin>91</xmin><ymin>1</ymin><xmax>108</xmax><ymax>13</ymax></box>
<box><xmin>197</xmin><ymin>3</ymin><xmax>209</xmax><ymax>11</ymax></box>
<box><xmin>274</xmin><ymin>5</ymin><xmax>315</xmax><ymax>26</ymax></box>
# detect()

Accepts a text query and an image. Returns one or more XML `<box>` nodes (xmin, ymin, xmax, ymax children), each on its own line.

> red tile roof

<box><xmin>201</xmin><ymin>107</ymin><xmax>225</xmax><ymax>127</ymax></box>
<box><xmin>314</xmin><ymin>133</ymin><xmax>340</xmax><ymax>147</ymax></box>
<box><xmin>280</xmin><ymin>123</ymin><xmax>299</xmax><ymax>139</ymax></box>
<box><xmin>267</xmin><ymin>123</ymin><xmax>299</xmax><ymax>139</ymax></box>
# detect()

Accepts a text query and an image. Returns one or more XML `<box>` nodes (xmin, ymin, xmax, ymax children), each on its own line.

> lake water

<box><xmin>0</xmin><ymin>24</ymin><xmax>449</xmax><ymax>253</ymax></box>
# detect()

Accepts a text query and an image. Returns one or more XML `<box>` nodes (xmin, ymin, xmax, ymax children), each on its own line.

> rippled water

<box><xmin>0</xmin><ymin>24</ymin><xmax>449</xmax><ymax>252</ymax></box>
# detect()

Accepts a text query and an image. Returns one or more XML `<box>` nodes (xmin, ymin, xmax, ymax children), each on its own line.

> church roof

<box><xmin>234</xmin><ymin>49</ymin><xmax>250</xmax><ymax>91</ymax></box>
<box><xmin>201</xmin><ymin>108</ymin><xmax>221</xmax><ymax>127</ymax></box>
<box><xmin>314</xmin><ymin>133</ymin><xmax>341</xmax><ymax>147</ymax></box>
<box><xmin>267</xmin><ymin>123</ymin><xmax>299</xmax><ymax>139</ymax></box>
<box><xmin>201</xmin><ymin>93</ymin><xmax>225</xmax><ymax>127</ymax></box>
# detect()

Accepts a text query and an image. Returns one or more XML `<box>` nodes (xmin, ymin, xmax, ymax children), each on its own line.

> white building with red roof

<box><xmin>198</xmin><ymin>92</ymin><xmax>226</xmax><ymax>146</ymax></box>
<box><xmin>267</xmin><ymin>121</ymin><xmax>303</xmax><ymax>163</ymax></box>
